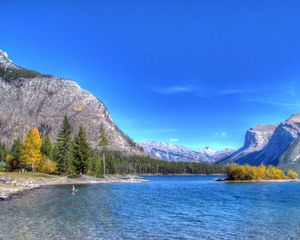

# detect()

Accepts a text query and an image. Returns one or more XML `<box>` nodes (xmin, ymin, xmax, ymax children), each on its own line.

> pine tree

<box><xmin>41</xmin><ymin>136</ymin><xmax>53</xmax><ymax>159</ymax></box>
<box><xmin>65</xmin><ymin>140</ymin><xmax>77</xmax><ymax>176</ymax></box>
<box><xmin>99</xmin><ymin>124</ymin><xmax>109</xmax><ymax>176</ymax></box>
<box><xmin>72</xmin><ymin>125</ymin><xmax>92</xmax><ymax>174</ymax></box>
<box><xmin>0</xmin><ymin>143</ymin><xmax>7</xmax><ymax>163</ymax></box>
<box><xmin>10</xmin><ymin>138</ymin><xmax>22</xmax><ymax>170</ymax></box>
<box><xmin>53</xmin><ymin>115</ymin><xmax>72</xmax><ymax>173</ymax></box>
<box><xmin>92</xmin><ymin>151</ymin><xmax>103</xmax><ymax>177</ymax></box>
<box><xmin>20</xmin><ymin>128</ymin><xmax>42</xmax><ymax>172</ymax></box>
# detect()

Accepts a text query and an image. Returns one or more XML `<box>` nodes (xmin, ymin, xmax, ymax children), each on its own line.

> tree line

<box><xmin>0</xmin><ymin>116</ymin><xmax>226</xmax><ymax>176</ymax></box>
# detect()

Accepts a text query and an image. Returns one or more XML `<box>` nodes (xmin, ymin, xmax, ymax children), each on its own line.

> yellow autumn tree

<box><xmin>38</xmin><ymin>156</ymin><xmax>57</xmax><ymax>173</ymax></box>
<box><xmin>20</xmin><ymin>128</ymin><xmax>42</xmax><ymax>172</ymax></box>
<box><xmin>288</xmin><ymin>170</ymin><xmax>298</xmax><ymax>180</ymax></box>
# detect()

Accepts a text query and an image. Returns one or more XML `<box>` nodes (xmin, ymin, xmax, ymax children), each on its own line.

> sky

<box><xmin>1</xmin><ymin>0</ymin><xmax>300</xmax><ymax>150</ymax></box>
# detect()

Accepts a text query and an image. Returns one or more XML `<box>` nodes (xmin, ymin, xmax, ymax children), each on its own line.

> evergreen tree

<box><xmin>0</xmin><ymin>143</ymin><xmax>7</xmax><ymax>163</ymax></box>
<box><xmin>99</xmin><ymin>124</ymin><xmax>109</xmax><ymax>176</ymax></box>
<box><xmin>92</xmin><ymin>151</ymin><xmax>103</xmax><ymax>177</ymax></box>
<box><xmin>20</xmin><ymin>128</ymin><xmax>42</xmax><ymax>172</ymax></box>
<box><xmin>41</xmin><ymin>136</ymin><xmax>53</xmax><ymax>159</ymax></box>
<box><xmin>72</xmin><ymin>125</ymin><xmax>92</xmax><ymax>174</ymax></box>
<box><xmin>10</xmin><ymin>138</ymin><xmax>22</xmax><ymax>170</ymax></box>
<box><xmin>65</xmin><ymin>140</ymin><xmax>77</xmax><ymax>176</ymax></box>
<box><xmin>53</xmin><ymin>115</ymin><xmax>72</xmax><ymax>173</ymax></box>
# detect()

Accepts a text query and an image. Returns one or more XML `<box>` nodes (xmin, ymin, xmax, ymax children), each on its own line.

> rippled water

<box><xmin>1</xmin><ymin>175</ymin><xmax>300</xmax><ymax>239</ymax></box>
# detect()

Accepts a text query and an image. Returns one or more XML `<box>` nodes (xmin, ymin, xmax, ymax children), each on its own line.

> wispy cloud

<box><xmin>151</xmin><ymin>81</ymin><xmax>300</xmax><ymax>110</ymax></box>
<box><xmin>243</xmin><ymin>96</ymin><xmax>300</xmax><ymax>107</ymax></box>
<box><xmin>152</xmin><ymin>85</ymin><xmax>250</xmax><ymax>97</ymax></box>
<box><xmin>169</xmin><ymin>138</ymin><xmax>179</xmax><ymax>142</ymax></box>
<box><xmin>214</xmin><ymin>131</ymin><xmax>228</xmax><ymax>138</ymax></box>
<box><xmin>152</xmin><ymin>85</ymin><xmax>195</xmax><ymax>95</ymax></box>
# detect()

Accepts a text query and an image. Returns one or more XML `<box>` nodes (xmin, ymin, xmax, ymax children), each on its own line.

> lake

<box><xmin>1</xmin><ymin>175</ymin><xmax>300</xmax><ymax>239</ymax></box>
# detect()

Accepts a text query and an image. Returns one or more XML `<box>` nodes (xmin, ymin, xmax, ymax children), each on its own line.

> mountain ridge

<box><xmin>0</xmin><ymin>49</ymin><xmax>143</xmax><ymax>155</ymax></box>
<box><xmin>140</xmin><ymin>141</ymin><xmax>234</xmax><ymax>163</ymax></box>
<box><xmin>218</xmin><ymin>114</ymin><xmax>300</xmax><ymax>171</ymax></box>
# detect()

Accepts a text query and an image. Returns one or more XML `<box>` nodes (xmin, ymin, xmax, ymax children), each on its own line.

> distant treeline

<box><xmin>0</xmin><ymin>116</ymin><xmax>225</xmax><ymax>176</ymax></box>
<box><xmin>226</xmin><ymin>164</ymin><xmax>298</xmax><ymax>181</ymax></box>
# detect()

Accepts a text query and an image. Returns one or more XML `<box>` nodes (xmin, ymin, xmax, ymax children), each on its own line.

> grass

<box><xmin>0</xmin><ymin>172</ymin><xmax>59</xmax><ymax>180</ymax></box>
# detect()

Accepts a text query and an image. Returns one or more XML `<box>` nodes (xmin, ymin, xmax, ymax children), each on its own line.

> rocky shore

<box><xmin>0</xmin><ymin>173</ymin><xmax>147</xmax><ymax>201</ymax></box>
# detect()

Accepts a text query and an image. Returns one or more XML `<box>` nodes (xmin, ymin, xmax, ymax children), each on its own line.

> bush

<box><xmin>288</xmin><ymin>170</ymin><xmax>298</xmax><ymax>180</ymax></box>
<box><xmin>226</xmin><ymin>164</ymin><xmax>291</xmax><ymax>180</ymax></box>
<box><xmin>38</xmin><ymin>156</ymin><xmax>57</xmax><ymax>174</ymax></box>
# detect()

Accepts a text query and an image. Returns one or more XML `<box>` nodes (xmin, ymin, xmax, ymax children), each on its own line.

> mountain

<box><xmin>218</xmin><ymin>114</ymin><xmax>300</xmax><ymax>170</ymax></box>
<box><xmin>139</xmin><ymin>142</ymin><xmax>234</xmax><ymax>163</ymax></box>
<box><xmin>0</xmin><ymin>49</ymin><xmax>143</xmax><ymax>155</ymax></box>
<box><xmin>218</xmin><ymin>124</ymin><xmax>277</xmax><ymax>165</ymax></box>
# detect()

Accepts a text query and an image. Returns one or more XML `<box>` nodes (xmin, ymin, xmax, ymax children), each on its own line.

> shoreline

<box><xmin>0</xmin><ymin>173</ymin><xmax>147</xmax><ymax>201</ymax></box>
<box><xmin>141</xmin><ymin>173</ymin><xmax>224</xmax><ymax>176</ymax></box>
<box><xmin>214</xmin><ymin>178</ymin><xmax>300</xmax><ymax>183</ymax></box>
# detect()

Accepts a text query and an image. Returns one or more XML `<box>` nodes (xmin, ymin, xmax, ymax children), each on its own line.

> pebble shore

<box><xmin>0</xmin><ymin>174</ymin><xmax>147</xmax><ymax>201</ymax></box>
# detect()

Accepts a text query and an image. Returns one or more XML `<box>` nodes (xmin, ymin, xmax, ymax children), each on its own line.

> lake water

<box><xmin>1</xmin><ymin>175</ymin><xmax>300</xmax><ymax>240</ymax></box>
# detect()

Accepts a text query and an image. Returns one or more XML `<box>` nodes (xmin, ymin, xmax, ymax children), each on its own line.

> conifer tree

<box><xmin>72</xmin><ymin>125</ymin><xmax>92</xmax><ymax>174</ymax></box>
<box><xmin>92</xmin><ymin>151</ymin><xmax>103</xmax><ymax>177</ymax></box>
<box><xmin>99</xmin><ymin>124</ymin><xmax>109</xmax><ymax>176</ymax></box>
<box><xmin>20</xmin><ymin>128</ymin><xmax>42</xmax><ymax>172</ymax></box>
<box><xmin>0</xmin><ymin>143</ymin><xmax>7</xmax><ymax>163</ymax></box>
<box><xmin>53</xmin><ymin>115</ymin><xmax>72</xmax><ymax>173</ymax></box>
<box><xmin>65</xmin><ymin>140</ymin><xmax>77</xmax><ymax>176</ymax></box>
<box><xmin>10</xmin><ymin>138</ymin><xmax>22</xmax><ymax>170</ymax></box>
<box><xmin>41</xmin><ymin>136</ymin><xmax>53</xmax><ymax>159</ymax></box>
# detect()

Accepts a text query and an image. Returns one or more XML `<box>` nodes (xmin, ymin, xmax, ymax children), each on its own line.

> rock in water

<box><xmin>0</xmin><ymin>49</ymin><xmax>143</xmax><ymax>155</ymax></box>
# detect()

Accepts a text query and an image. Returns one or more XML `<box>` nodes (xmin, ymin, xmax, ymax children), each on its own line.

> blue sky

<box><xmin>1</xmin><ymin>0</ymin><xmax>300</xmax><ymax>150</ymax></box>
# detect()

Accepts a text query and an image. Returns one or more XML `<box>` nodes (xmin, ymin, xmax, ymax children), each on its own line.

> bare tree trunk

<box><xmin>32</xmin><ymin>163</ymin><xmax>35</xmax><ymax>172</ymax></box>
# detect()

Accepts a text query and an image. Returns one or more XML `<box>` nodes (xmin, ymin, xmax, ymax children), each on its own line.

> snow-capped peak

<box><xmin>139</xmin><ymin>141</ymin><xmax>235</xmax><ymax>163</ymax></box>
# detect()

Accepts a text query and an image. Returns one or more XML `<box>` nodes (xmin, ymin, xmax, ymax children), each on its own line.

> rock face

<box><xmin>218</xmin><ymin>114</ymin><xmax>300</xmax><ymax>170</ymax></box>
<box><xmin>140</xmin><ymin>142</ymin><xmax>234</xmax><ymax>163</ymax></box>
<box><xmin>218</xmin><ymin>124</ymin><xmax>277</xmax><ymax>165</ymax></box>
<box><xmin>0</xmin><ymin>50</ymin><xmax>143</xmax><ymax>155</ymax></box>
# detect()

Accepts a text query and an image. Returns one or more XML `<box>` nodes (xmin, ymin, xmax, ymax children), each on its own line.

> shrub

<box><xmin>38</xmin><ymin>156</ymin><xmax>57</xmax><ymax>174</ymax></box>
<box><xmin>226</xmin><ymin>164</ymin><xmax>292</xmax><ymax>180</ymax></box>
<box><xmin>288</xmin><ymin>170</ymin><xmax>298</xmax><ymax>180</ymax></box>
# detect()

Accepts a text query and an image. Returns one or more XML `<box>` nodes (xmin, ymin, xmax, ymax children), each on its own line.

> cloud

<box><xmin>243</xmin><ymin>97</ymin><xmax>300</xmax><ymax>107</ymax></box>
<box><xmin>152</xmin><ymin>85</ymin><xmax>195</xmax><ymax>95</ymax></box>
<box><xmin>169</xmin><ymin>138</ymin><xmax>179</xmax><ymax>142</ymax></box>
<box><xmin>152</xmin><ymin>85</ymin><xmax>250</xmax><ymax>97</ymax></box>
<box><xmin>214</xmin><ymin>131</ymin><xmax>228</xmax><ymax>138</ymax></box>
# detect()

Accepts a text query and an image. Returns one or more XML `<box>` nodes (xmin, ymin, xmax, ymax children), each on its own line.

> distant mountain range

<box><xmin>218</xmin><ymin>114</ymin><xmax>300</xmax><ymax>171</ymax></box>
<box><xmin>139</xmin><ymin>142</ymin><xmax>234</xmax><ymax>163</ymax></box>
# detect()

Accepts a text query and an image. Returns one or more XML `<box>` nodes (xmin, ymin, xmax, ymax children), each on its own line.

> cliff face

<box><xmin>219</xmin><ymin>114</ymin><xmax>300</xmax><ymax>169</ymax></box>
<box><xmin>257</xmin><ymin>116</ymin><xmax>300</xmax><ymax>166</ymax></box>
<box><xmin>0</xmin><ymin>50</ymin><xmax>143</xmax><ymax>155</ymax></box>
<box><xmin>218</xmin><ymin>124</ymin><xmax>277</xmax><ymax>165</ymax></box>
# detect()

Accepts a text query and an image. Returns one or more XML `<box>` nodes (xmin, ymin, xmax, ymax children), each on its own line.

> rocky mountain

<box><xmin>139</xmin><ymin>142</ymin><xmax>234</xmax><ymax>163</ymax></box>
<box><xmin>218</xmin><ymin>124</ymin><xmax>277</xmax><ymax>165</ymax></box>
<box><xmin>0</xmin><ymin>49</ymin><xmax>143</xmax><ymax>155</ymax></box>
<box><xmin>218</xmin><ymin>114</ymin><xmax>300</xmax><ymax>170</ymax></box>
